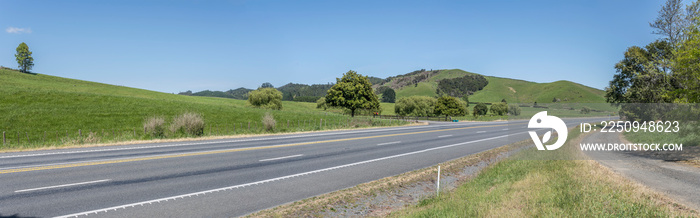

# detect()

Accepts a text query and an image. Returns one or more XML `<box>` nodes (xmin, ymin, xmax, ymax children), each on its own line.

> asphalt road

<box><xmin>0</xmin><ymin>117</ymin><xmax>609</xmax><ymax>217</ymax></box>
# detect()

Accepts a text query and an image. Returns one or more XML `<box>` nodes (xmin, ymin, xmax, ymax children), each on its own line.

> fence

<box><xmin>0</xmin><ymin>117</ymin><xmax>411</xmax><ymax>148</ymax></box>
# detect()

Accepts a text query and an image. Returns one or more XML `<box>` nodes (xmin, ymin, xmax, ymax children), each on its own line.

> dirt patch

<box><xmin>508</xmin><ymin>87</ymin><xmax>516</xmax><ymax>93</ymax></box>
<box><xmin>247</xmin><ymin>138</ymin><xmax>532</xmax><ymax>217</ymax></box>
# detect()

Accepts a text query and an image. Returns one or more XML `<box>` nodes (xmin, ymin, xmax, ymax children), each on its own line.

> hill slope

<box><xmin>0</xmin><ymin>69</ymin><xmax>393</xmax><ymax>149</ymax></box>
<box><xmin>380</xmin><ymin>69</ymin><xmax>605</xmax><ymax>103</ymax></box>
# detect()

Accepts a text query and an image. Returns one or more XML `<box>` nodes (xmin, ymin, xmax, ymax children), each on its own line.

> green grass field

<box><xmin>389</xmin><ymin>127</ymin><xmax>695</xmax><ymax>217</ymax></box>
<box><xmin>0</xmin><ymin>69</ymin><xmax>406</xmax><ymax>149</ymax></box>
<box><xmin>391</xmin><ymin>69</ymin><xmax>606</xmax><ymax>105</ymax></box>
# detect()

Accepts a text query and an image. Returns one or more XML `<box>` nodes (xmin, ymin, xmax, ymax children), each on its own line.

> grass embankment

<box><xmin>624</xmin><ymin>122</ymin><xmax>700</xmax><ymax>147</ymax></box>
<box><xmin>390</xmin><ymin>126</ymin><xmax>697</xmax><ymax>217</ymax></box>
<box><xmin>0</xmin><ymin>69</ymin><xmax>408</xmax><ymax>150</ymax></box>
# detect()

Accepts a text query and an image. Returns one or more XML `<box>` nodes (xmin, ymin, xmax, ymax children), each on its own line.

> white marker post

<box><xmin>437</xmin><ymin>165</ymin><xmax>440</xmax><ymax>197</ymax></box>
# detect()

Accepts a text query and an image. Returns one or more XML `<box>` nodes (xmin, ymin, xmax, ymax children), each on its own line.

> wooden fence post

<box><xmin>26</xmin><ymin>132</ymin><xmax>30</xmax><ymax>144</ymax></box>
<box><xmin>287</xmin><ymin>120</ymin><xmax>289</xmax><ymax>128</ymax></box>
<box><xmin>79</xmin><ymin>129</ymin><xmax>82</xmax><ymax>137</ymax></box>
<box><xmin>2</xmin><ymin>131</ymin><xmax>4</xmax><ymax>145</ymax></box>
<box><xmin>320</xmin><ymin>119</ymin><xmax>323</xmax><ymax>129</ymax></box>
<box><xmin>248</xmin><ymin>121</ymin><xmax>251</xmax><ymax>130</ymax></box>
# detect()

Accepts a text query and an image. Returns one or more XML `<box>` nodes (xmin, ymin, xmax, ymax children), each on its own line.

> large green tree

<box><xmin>434</xmin><ymin>95</ymin><xmax>467</xmax><ymax>118</ymax></box>
<box><xmin>325</xmin><ymin>71</ymin><xmax>380</xmax><ymax>117</ymax></box>
<box><xmin>381</xmin><ymin>88</ymin><xmax>396</xmax><ymax>103</ymax></box>
<box><xmin>15</xmin><ymin>42</ymin><xmax>34</xmax><ymax>73</ymax></box>
<box><xmin>605</xmin><ymin>40</ymin><xmax>674</xmax><ymax>104</ymax></box>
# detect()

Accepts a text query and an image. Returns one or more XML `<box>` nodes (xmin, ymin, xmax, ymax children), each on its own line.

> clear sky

<box><xmin>1</xmin><ymin>0</ymin><xmax>663</xmax><ymax>93</ymax></box>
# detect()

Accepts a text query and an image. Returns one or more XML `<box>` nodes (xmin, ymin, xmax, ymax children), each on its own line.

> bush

<box><xmin>144</xmin><ymin>116</ymin><xmax>166</xmax><ymax>137</ymax></box>
<box><xmin>490</xmin><ymin>102</ymin><xmax>508</xmax><ymax>116</ymax></box>
<box><xmin>316</xmin><ymin>97</ymin><xmax>328</xmax><ymax>110</ymax></box>
<box><xmin>170</xmin><ymin>112</ymin><xmax>205</xmax><ymax>136</ymax></box>
<box><xmin>434</xmin><ymin>95</ymin><xmax>467</xmax><ymax>117</ymax></box>
<box><xmin>248</xmin><ymin>88</ymin><xmax>283</xmax><ymax>110</ymax></box>
<box><xmin>262</xmin><ymin>112</ymin><xmax>276</xmax><ymax>132</ymax></box>
<box><xmin>473</xmin><ymin>102</ymin><xmax>488</xmax><ymax>117</ymax></box>
<box><xmin>395</xmin><ymin>96</ymin><xmax>438</xmax><ymax>116</ymax></box>
<box><xmin>508</xmin><ymin>105</ymin><xmax>522</xmax><ymax>116</ymax></box>
<box><xmin>581</xmin><ymin>106</ymin><xmax>591</xmax><ymax>114</ymax></box>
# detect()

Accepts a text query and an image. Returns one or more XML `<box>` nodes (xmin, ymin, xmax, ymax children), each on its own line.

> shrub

<box><xmin>262</xmin><ymin>112</ymin><xmax>276</xmax><ymax>132</ymax></box>
<box><xmin>248</xmin><ymin>88</ymin><xmax>283</xmax><ymax>110</ymax></box>
<box><xmin>490</xmin><ymin>102</ymin><xmax>508</xmax><ymax>116</ymax></box>
<box><xmin>473</xmin><ymin>102</ymin><xmax>488</xmax><ymax>117</ymax></box>
<box><xmin>395</xmin><ymin>96</ymin><xmax>438</xmax><ymax>116</ymax></box>
<box><xmin>508</xmin><ymin>105</ymin><xmax>522</xmax><ymax>116</ymax></box>
<box><xmin>581</xmin><ymin>106</ymin><xmax>591</xmax><ymax>114</ymax></box>
<box><xmin>316</xmin><ymin>97</ymin><xmax>328</xmax><ymax>110</ymax></box>
<box><xmin>381</xmin><ymin>88</ymin><xmax>396</xmax><ymax>103</ymax></box>
<box><xmin>144</xmin><ymin>116</ymin><xmax>166</xmax><ymax>137</ymax></box>
<box><xmin>170</xmin><ymin>112</ymin><xmax>205</xmax><ymax>136</ymax></box>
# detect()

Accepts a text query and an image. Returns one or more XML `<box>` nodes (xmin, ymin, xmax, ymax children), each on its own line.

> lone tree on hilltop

<box><xmin>15</xmin><ymin>42</ymin><xmax>34</xmax><ymax>73</ymax></box>
<box><xmin>325</xmin><ymin>70</ymin><xmax>380</xmax><ymax>117</ymax></box>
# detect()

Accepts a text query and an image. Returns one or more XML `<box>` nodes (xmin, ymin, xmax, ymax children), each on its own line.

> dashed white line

<box><xmin>502</xmin><ymin>128</ymin><xmax>508</xmax><ymax>130</ymax></box>
<box><xmin>15</xmin><ymin>179</ymin><xmax>110</xmax><ymax>193</ymax></box>
<box><xmin>55</xmin><ymin>133</ymin><xmax>516</xmax><ymax>218</ymax></box>
<box><xmin>377</xmin><ymin>141</ymin><xmax>401</xmax><ymax>146</ymax></box>
<box><xmin>259</xmin><ymin>154</ymin><xmax>303</xmax><ymax>162</ymax></box>
<box><xmin>437</xmin><ymin>135</ymin><xmax>452</xmax><ymax>138</ymax></box>
<box><xmin>477</xmin><ymin>131</ymin><xmax>486</xmax><ymax>133</ymax></box>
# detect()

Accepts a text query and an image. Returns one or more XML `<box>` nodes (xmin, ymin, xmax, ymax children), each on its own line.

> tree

<box><xmin>434</xmin><ymin>95</ymin><xmax>467</xmax><ymax>118</ymax></box>
<box><xmin>15</xmin><ymin>42</ymin><xmax>34</xmax><ymax>73</ymax></box>
<box><xmin>490</xmin><ymin>102</ymin><xmax>508</xmax><ymax>116</ymax></box>
<box><xmin>651</xmin><ymin>0</ymin><xmax>685</xmax><ymax>46</ymax></box>
<box><xmin>325</xmin><ymin>70</ymin><xmax>380</xmax><ymax>117</ymax></box>
<box><xmin>261</xmin><ymin>82</ymin><xmax>274</xmax><ymax>88</ymax></box>
<box><xmin>605</xmin><ymin>40</ymin><xmax>674</xmax><ymax>104</ymax></box>
<box><xmin>247</xmin><ymin>88</ymin><xmax>283</xmax><ymax>110</ymax></box>
<box><xmin>473</xmin><ymin>102</ymin><xmax>488</xmax><ymax>117</ymax></box>
<box><xmin>671</xmin><ymin>24</ymin><xmax>700</xmax><ymax>103</ymax></box>
<box><xmin>381</xmin><ymin>88</ymin><xmax>396</xmax><ymax>103</ymax></box>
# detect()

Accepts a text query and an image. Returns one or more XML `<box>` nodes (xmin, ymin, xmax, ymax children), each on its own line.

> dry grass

<box><xmin>169</xmin><ymin>112</ymin><xmax>205</xmax><ymax>136</ymax></box>
<box><xmin>144</xmin><ymin>116</ymin><xmax>166</xmax><ymax>138</ymax></box>
<box><xmin>262</xmin><ymin>112</ymin><xmax>276</xmax><ymax>132</ymax></box>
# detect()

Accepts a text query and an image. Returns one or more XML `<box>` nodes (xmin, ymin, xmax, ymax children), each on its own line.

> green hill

<box><xmin>0</xmin><ymin>69</ymin><xmax>396</xmax><ymax>149</ymax></box>
<box><xmin>381</xmin><ymin>69</ymin><xmax>606</xmax><ymax>104</ymax></box>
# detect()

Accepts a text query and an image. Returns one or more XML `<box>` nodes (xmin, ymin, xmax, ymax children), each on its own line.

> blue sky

<box><xmin>1</xmin><ymin>0</ymin><xmax>662</xmax><ymax>93</ymax></box>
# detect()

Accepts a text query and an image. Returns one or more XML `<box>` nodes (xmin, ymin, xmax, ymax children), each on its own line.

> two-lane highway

<box><xmin>0</xmin><ymin>117</ymin><xmax>609</xmax><ymax>217</ymax></box>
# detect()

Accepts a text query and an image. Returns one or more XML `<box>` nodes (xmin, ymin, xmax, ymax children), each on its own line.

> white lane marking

<box><xmin>502</xmin><ymin>128</ymin><xmax>508</xmax><ymax>130</ymax></box>
<box><xmin>55</xmin><ymin>133</ymin><xmax>519</xmax><ymax>218</ymax></box>
<box><xmin>259</xmin><ymin>154</ymin><xmax>303</xmax><ymax>162</ymax></box>
<box><xmin>0</xmin><ymin>122</ymin><xmax>497</xmax><ymax>159</ymax></box>
<box><xmin>477</xmin><ymin>131</ymin><xmax>486</xmax><ymax>133</ymax></box>
<box><xmin>437</xmin><ymin>135</ymin><xmax>452</xmax><ymax>138</ymax></box>
<box><xmin>377</xmin><ymin>141</ymin><xmax>401</xmax><ymax>146</ymax></box>
<box><xmin>15</xmin><ymin>179</ymin><xmax>110</xmax><ymax>193</ymax></box>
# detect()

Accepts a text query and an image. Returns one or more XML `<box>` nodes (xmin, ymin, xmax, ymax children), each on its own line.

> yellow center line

<box><xmin>0</xmin><ymin>124</ymin><xmax>508</xmax><ymax>174</ymax></box>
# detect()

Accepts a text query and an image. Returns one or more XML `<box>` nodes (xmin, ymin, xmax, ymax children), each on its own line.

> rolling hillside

<box><xmin>381</xmin><ymin>69</ymin><xmax>606</xmax><ymax>104</ymax></box>
<box><xmin>0</xmin><ymin>68</ymin><xmax>398</xmax><ymax>149</ymax></box>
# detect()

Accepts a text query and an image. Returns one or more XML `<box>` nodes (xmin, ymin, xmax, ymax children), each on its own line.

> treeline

<box><xmin>178</xmin><ymin>87</ymin><xmax>253</xmax><ymax>100</ymax></box>
<box><xmin>277</xmin><ymin>83</ymin><xmax>335</xmax><ymax>102</ymax></box>
<box><xmin>436</xmin><ymin>74</ymin><xmax>488</xmax><ymax>97</ymax></box>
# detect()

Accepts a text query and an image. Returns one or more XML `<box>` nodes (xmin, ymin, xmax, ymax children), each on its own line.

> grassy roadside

<box><xmin>389</xmin><ymin>127</ymin><xmax>698</xmax><ymax>217</ymax></box>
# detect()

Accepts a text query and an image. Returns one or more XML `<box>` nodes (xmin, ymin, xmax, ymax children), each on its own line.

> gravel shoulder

<box><xmin>583</xmin><ymin>131</ymin><xmax>700</xmax><ymax>211</ymax></box>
